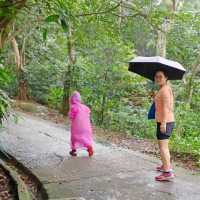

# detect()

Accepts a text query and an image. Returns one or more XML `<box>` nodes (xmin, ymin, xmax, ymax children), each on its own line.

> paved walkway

<box><xmin>0</xmin><ymin>112</ymin><xmax>200</xmax><ymax>200</ymax></box>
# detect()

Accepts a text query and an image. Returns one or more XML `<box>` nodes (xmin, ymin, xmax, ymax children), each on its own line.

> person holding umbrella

<box><xmin>129</xmin><ymin>56</ymin><xmax>186</xmax><ymax>181</ymax></box>
<box><xmin>153</xmin><ymin>70</ymin><xmax>175</xmax><ymax>181</ymax></box>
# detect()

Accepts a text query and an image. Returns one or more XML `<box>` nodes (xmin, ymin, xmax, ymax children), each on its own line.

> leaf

<box><xmin>61</xmin><ymin>19</ymin><xmax>68</xmax><ymax>33</ymax></box>
<box><xmin>45</xmin><ymin>15</ymin><xmax>59</xmax><ymax>23</ymax></box>
<box><xmin>0</xmin><ymin>104</ymin><xmax>6</xmax><ymax>115</ymax></box>
<box><xmin>43</xmin><ymin>29</ymin><xmax>48</xmax><ymax>41</ymax></box>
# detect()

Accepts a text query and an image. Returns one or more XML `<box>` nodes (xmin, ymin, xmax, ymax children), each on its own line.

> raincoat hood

<box><xmin>70</xmin><ymin>91</ymin><xmax>81</xmax><ymax>105</ymax></box>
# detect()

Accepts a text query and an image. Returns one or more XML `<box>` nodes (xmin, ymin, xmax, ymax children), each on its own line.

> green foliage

<box><xmin>0</xmin><ymin>67</ymin><xmax>10</xmax><ymax>124</ymax></box>
<box><xmin>48</xmin><ymin>87</ymin><xmax>63</xmax><ymax>109</ymax></box>
<box><xmin>45</xmin><ymin>14</ymin><xmax>59</xmax><ymax>23</ymax></box>
<box><xmin>26</xmin><ymin>63</ymin><xmax>62</xmax><ymax>104</ymax></box>
<box><xmin>171</xmin><ymin>104</ymin><xmax>200</xmax><ymax>163</ymax></box>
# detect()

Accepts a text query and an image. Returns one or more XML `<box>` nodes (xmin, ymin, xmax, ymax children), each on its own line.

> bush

<box><xmin>0</xmin><ymin>67</ymin><xmax>11</xmax><ymax>124</ymax></box>
<box><xmin>0</xmin><ymin>89</ymin><xmax>10</xmax><ymax>124</ymax></box>
<box><xmin>26</xmin><ymin>64</ymin><xmax>63</xmax><ymax>104</ymax></box>
<box><xmin>48</xmin><ymin>87</ymin><xmax>63</xmax><ymax>109</ymax></box>
<box><xmin>97</xmin><ymin>103</ymin><xmax>156</xmax><ymax>139</ymax></box>
<box><xmin>170</xmin><ymin>103</ymin><xmax>200</xmax><ymax>163</ymax></box>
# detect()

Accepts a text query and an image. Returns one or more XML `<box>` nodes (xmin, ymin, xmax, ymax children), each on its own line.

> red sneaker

<box><xmin>69</xmin><ymin>150</ymin><xmax>77</xmax><ymax>156</ymax></box>
<box><xmin>155</xmin><ymin>172</ymin><xmax>175</xmax><ymax>181</ymax></box>
<box><xmin>87</xmin><ymin>146</ymin><xmax>94</xmax><ymax>157</ymax></box>
<box><xmin>156</xmin><ymin>165</ymin><xmax>173</xmax><ymax>172</ymax></box>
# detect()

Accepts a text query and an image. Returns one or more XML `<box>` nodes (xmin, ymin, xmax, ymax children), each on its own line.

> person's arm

<box><xmin>68</xmin><ymin>105</ymin><xmax>78</xmax><ymax>121</ymax></box>
<box><xmin>160</xmin><ymin>88</ymin><xmax>171</xmax><ymax>133</ymax></box>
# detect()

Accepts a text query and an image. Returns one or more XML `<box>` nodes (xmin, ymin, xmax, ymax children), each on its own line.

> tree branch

<box><xmin>74</xmin><ymin>2</ymin><xmax>121</xmax><ymax>17</ymax></box>
<box><xmin>0</xmin><ymin>0</ymin><xmax>26</xmax><ymax>8</ymax></box>
<box><xmin>118</xmin><ymin>2</ymin><xmax>166</xmax><ymax>33</ymax></box>
<box><xmin>112</xmin><ymin>13</ymin><xmax>143</xmax><ymax>18</ymax></box>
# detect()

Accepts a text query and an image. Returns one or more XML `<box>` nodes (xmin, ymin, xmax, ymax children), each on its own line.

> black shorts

<box><xmin>156</xmin><ymin>122</ymin><xmax>175</xmax><ymax>140</ymax></box>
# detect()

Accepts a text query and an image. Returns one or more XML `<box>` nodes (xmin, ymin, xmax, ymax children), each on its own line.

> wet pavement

<box><xmin>0</xmin><ymin>112</ymin><xmax>200</xmax><ymax>200</ymax></box>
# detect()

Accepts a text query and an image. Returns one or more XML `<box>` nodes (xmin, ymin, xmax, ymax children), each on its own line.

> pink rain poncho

<box><xmin>68</xmin><ymin>91</ymin><xmax>93</xmax><ymax>150</ymax></box>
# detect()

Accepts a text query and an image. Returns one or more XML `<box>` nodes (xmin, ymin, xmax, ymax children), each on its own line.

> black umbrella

<box><xmin>128</xmin><ymin>56</ymin><xmax>186</xmax><ymax>81</ymax></box>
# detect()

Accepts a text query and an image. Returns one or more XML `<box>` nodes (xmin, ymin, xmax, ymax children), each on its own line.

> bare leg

<box><xmin>158</xmin><ymin>140</ymin><xmax>164</xmax><ymax>165</ymax></box>
<box><xmin>158</xmin><ymin>139</ymin><xmax>171</xmax><ymax>171</ymax></box>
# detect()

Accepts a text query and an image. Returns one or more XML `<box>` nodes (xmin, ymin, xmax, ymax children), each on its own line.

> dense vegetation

<box><xmin>0</xmin><ymin>0</ymin><xmax>200</xmax><ymax>164</ymax></box>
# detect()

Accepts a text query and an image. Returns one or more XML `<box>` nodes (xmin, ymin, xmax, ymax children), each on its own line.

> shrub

<box><xmin>0</xmin><ymin>67</ymin><xmax>11</xmax><ymax>124</ymax></box>
<box><xmin>48</xmin><ymin>87</ymin><xmax>63</xmax><ymax>109</ymax></box>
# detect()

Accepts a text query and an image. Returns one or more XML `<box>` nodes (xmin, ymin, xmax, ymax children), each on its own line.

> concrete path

<box><xmin>0</xmin><ymin>112</ymin><xmax>200</xmax><ymax>200</ymax></box>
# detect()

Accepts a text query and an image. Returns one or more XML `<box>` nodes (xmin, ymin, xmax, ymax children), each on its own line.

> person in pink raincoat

<box><xmin>68</xmin><ymin>91</ymin><xmax>94</xmax><ymax>157</ymax></box>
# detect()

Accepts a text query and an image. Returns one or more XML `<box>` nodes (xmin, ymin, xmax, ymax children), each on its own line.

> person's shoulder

<box><xmin>85</xmin><ymin>104</ymin><xmax>90</xmax><ymax>110</ymax></box>
<box><xmin>82</xmin><ymin>104</ymin><xmax>91</xmax><ymax>112</ymax></box>
<box><xmin>160</xmin><ymin>85</ymin><xmax>172</xmax><ymax>95</ymax></box>
<box><xmin>166</xmin><ymin>84</ymin><xmax>173</xmax><ymax>93</ymax></box>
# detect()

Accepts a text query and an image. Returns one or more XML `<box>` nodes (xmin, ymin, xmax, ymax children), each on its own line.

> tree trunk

<box><xmin>62</xmin><ymin>23</ymin><xmax>76</xmax><ymax>114</ymax></box>
<box><xmin>156</xmin><ymin>0</ymin><xmax>183</xmax><ymax>57</ymax></box>
<box><xmin>11</xmin><ymin>38</ymin><xmax>20</xmax><ymax>70</ymax></box>
<box><xmin>118</xmin><ymin>0</ymin><xmax>123</xmax><ymax>32</ymax></box>
<box><xmin>186</xmin><ymin>52</ymin><xmax>200</xmax><ymax>106</ymax></box>
<box><xmin>156</xmin><ymin>24</ymin><xmax>168</xmax><ymax>57</ymax></box>
<box><xmin>0</xmin><ymin>0</ymin><xmax>27</xmax><ymax>48</ymax></box>
<box><xmin>100</xmin><ymin>94</ymin><xmax>106</xmax><ymax>125</ymax></box>
<box><xmin>11</xmin><ymin>37</ymin><xmax>29</xmax><ymax>101</ymax></box>
<box><xmin>99</xmin><ymin>69</ymin><xmax>108</xmax><ymax>125</ymax></box>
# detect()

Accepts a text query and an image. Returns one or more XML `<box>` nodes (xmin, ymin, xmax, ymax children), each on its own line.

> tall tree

<box><xmin>0</xmin><ymin>0</ymin><xmax>27</xmax><ymax>48</ymax></box>
<box><xmin>11</xmin><ymin>36</ymin><xmax>29</xmax><ymax>100</ymax></box>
